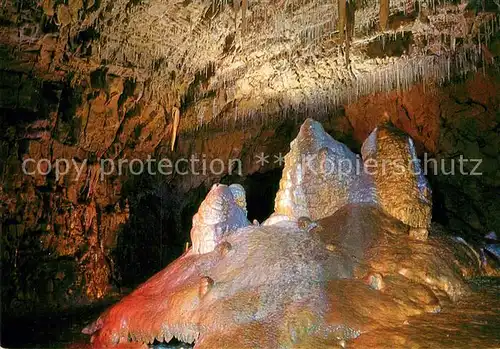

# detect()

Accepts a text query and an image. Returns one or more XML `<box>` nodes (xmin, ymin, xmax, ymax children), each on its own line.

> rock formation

<box><xmin>81</xmin><ymin>118</ymin><xmax>491</xmax><ymax>349</ymax></box>
<box><xmin>274</xmin><ymin>118</ymin><xmax>362</xmax><ymax>220</ymax></box>
<box><xmin>190</xmin><ymin>183</ymin><xmax>250</xmax><ymax>254</ymax></box>
<box><xmin>274</xmin><ymin>118</ymin><xmax>432</xmax><ymax>240</ymax></box>
<box><xmin>361</xmin><ymin>122</ymin><xmax>432</xmax><ymax>238</ymax></box>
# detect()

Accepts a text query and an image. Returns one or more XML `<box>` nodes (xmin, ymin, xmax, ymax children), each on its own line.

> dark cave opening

<box><xmin>221</xmin><ymin>168</ymin><xmax>283</xmax><ymax>223</ymax></box>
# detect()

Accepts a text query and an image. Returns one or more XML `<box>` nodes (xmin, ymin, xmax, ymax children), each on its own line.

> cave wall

<box><xmin>0</xmin><ymin>67</ymin><xmax>299</xmax><ymax>314</ymax></box>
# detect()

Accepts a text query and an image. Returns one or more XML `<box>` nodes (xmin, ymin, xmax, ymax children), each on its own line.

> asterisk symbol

<box><xmin>255</xmin><ymin>152</ymin><xmax>269</xmax><ymax>166</ymax></box>
<box><xmin>274</xmin><ymin>153</ymin><xmax>285</xmax><ymax>166</ymax></box>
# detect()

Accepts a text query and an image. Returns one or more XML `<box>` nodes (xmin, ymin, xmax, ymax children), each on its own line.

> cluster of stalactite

<box><xmin>1</xmin><ymin>0</ymin><xmax>498</xmax><ymax>135</ymax></box>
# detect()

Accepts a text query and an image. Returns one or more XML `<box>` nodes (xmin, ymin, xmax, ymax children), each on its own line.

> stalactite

<box><xmin>242</xmin><ymin>0</ymin><xmax>248</xmax><ymax>33</ymax></box>
<box><xmin>212</xmin><ymin>97</ymin><xmax>217</xmax><ymax>122</ymax></box>
<box><xmin>447</xmin><ymin>55</ymin><xmax>451</xmax><ymax>81</ymax></box>
<box><xmin>380</xmin><ymin>0</ymin><xmax>389</xmax><ymax>30</ymax></box>
<box><xmin>344</xmin><ymin>0</ymin><xmax>355</xmax><ymax>67</ymax></box>
<box><xmin>338</xmin><ymin>0</ymin><xmax>346</xmax><ymax>36</ymax></box>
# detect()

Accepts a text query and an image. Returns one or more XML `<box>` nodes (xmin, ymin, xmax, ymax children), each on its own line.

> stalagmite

<box><xmin>274</xmin><ymin>118</ymin><xmax>367</xmax><ymax>220</ymax></box>
<box><xmin>198</xmin><ymin>276</ymin><xmax>214</xmax><ymax>298</ymax></box>
<box><xmin>361</xmin><ymin>122</ymin><xmax>432</xmax><ymax>238</ymax></box>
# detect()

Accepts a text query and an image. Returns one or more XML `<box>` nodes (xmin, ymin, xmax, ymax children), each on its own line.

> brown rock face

<box><xmin>0</xmin><ymin>70</ymin><xmax>161</xmax><ymax>312</ymax></box>
<box><xmin>0</xmin><ymin>65</ymin><xmax>299</xmax><ymax>313</ymax></box>
<box><xmin>344</xmin><ymin>83</ymin><xmax>442</xmax><ymax>153</ymax></box>
<box><xmin>344</xmin><ymin>70</ymin><xmax>500</xmax><ymax>239</ymax></box>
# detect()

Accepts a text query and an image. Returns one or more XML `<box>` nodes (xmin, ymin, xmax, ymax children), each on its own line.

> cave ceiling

<box><xmin>1</xmin><ymin>0</ymin><xmax>499</xmax><ymax>132</ymax></box>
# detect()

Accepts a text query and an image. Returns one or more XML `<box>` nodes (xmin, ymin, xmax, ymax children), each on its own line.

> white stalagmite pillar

<box><xmin>190</xmin><ymin>184</ymin><xmax>250</xmax><ymax>254</ymax></box>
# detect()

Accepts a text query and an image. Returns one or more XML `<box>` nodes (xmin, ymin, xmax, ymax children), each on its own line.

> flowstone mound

<box><xmin>82</xmin><ymin>118</ymin><xmax>488</xmax><ymax>349</ymax></box>
<box><xmin>274</xmin><ymin>118</ymin><xmax>431</xmax><ymax>234</ymax></box>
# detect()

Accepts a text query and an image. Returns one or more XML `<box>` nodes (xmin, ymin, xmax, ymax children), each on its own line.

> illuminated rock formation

<box><xmin>82</xmin><ymin>202</ymin><xmax>483</xmax><ymax>348</ymax></box>
<box><xmin>275</xmin><ymin>118</ymin><xmax>431</xmax><ymax>240</ymax></box>
<box><xmin>361</xmin><ymin>122</ymin><xmax>432</xmax><ymax>239</ymax></box>
<box><xmin>190</xmin><ymin>183</ymin><xmax>250</xmax><ymax>254</ymax></box>
<box><xmin>274</xmin><ymin>118</ymin><xmax>363</xmax><ymax>220</ymax></box>
<box><xmin>82</xmin><ymin>119</ymin><xmax>489</xmax><ymax>349</ymax></box>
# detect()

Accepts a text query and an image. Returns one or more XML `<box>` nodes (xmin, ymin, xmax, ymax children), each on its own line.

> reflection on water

<box><xmin>1</xmin><ymin>278</ymin><xmax>499</xmax><ymax>348</ymax></box>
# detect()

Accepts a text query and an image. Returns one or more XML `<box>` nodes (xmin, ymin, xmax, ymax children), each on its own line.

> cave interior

<box><xmin>0</xmin><ymin>0</ymin><xmax>500</xmax><ymax>347</ymax></box>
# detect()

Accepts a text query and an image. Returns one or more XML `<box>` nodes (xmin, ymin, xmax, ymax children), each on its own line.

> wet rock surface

<box><xmin>3</xmin><ymin>278</ymin><xmax>498</xmax><ymax>349</ymax></box>
<box><xmin>350</xmin><ymin>277</ymin><xmax>500</xmax><ymax>349</ymax></box>
<box><xmin>80</xmin><ymin>201</ymin><xmax>493</xmax><ymax>348</ymax></box>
